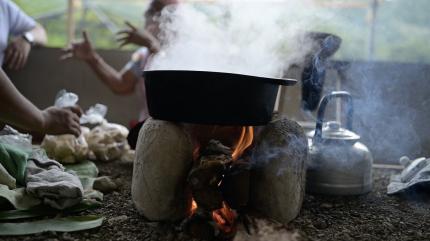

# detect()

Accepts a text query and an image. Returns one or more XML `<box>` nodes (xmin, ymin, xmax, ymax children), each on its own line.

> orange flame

<box><xmin>212</xmin><ymin>202</ymin><xmax>237</xmax><ymax>233</ymax></box>
<box><xmin>192</xmin><ymin>144</ymin><xmax>201</xmax><ymax>161</ymax></box>
<box><xmin>189</xmin><ymin>126</ymin><xmax>253</xmax><ymax>235</ymax></box>
<box><xmin>191</xmin><ymin>199</ymin><xmax>198</xmax><ymax>215</ymax></box>
<box><xmin>232</xmin><ymin>126</ymin><xmax>254</xmax><ymax>161</ymax></box>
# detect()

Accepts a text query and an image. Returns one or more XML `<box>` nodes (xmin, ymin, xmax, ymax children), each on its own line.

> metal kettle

<box><xmin>306</xmin><ymin>91</ymin><xmax>373</xmax><ymax>195</ymax></box>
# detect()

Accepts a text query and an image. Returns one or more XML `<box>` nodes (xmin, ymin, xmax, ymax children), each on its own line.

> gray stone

<box><xmin>132</xmin><ymin>118</ymin><xmax>193</xmax><ymax>221</ymax></box>
<box><xmin>249</xmin><ymin>118</ymin><xmax>308</xmax><ymax>224</ymax></box>
<box><xmin>93</xmin><ymin>176</ymin><xmax>117</xmax><ymax>193</ymax></box>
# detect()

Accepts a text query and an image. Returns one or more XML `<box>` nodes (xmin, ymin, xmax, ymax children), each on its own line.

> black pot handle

<box><xmin>267</xmin><ymin>77</ymin><xmax>297</xmax><ymax>86</ymax></box>
<box><xmin>313</xmin><ymin>91</ymin><xmax>353</xmax><ymax>143</ymax></box>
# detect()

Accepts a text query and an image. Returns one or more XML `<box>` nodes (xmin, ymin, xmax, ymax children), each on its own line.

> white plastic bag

<box><xmin>54</xmin><ymin>89</ymin><xmax>79</xmax><ymax>108</ymax></box>
<box><xmin>41</xmin><ymin>90</ymin><xmax>89</xmax><ymax>164</ymax></box>
<box><xmin>0</xmin><ymin>125</ymin><xmax>32</xmax><ymax>153</ymax></box>
<box><xmin>86</xmin><ymin>123</ymin><xmax>130</xmax><ymax>162</ymax></box>
<box><xmin>80</xmin><ymin>104</ymin><xmax>108</xmax><ymax>126</ymax></box>
<box><xmin>42</xmin><ymin>90</ymin><xmax>132</xmax><ymax>163</ymax></box>
<box><xmin>41</xmin><ymin>127</ymin><xmax>90</xmax><ymax>164</ymax></box>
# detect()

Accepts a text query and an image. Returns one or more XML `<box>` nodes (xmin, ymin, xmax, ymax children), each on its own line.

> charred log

<box><xmin>188</xmin><ymin>141</ymin><xmax>230</xmax><ymax>211</ymax></box>
<box><xmin>220</xmin><ymin>160</ymin><xmax>250</xmax><ymax>210</ymax></box>
<box><xmin>201</xmin><ymin>139</ymin><xmax>233</xmax><ymax>156</ymax></box>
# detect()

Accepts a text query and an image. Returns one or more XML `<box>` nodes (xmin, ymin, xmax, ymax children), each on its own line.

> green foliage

<box><xmin>374</xmin><ymin>0</ymin><xmax>430</xmax><ymax>63</ymax></box>
<box><xmin>13</xmin><ymin>0</ymin><xmax>430</xmax><ymax>63</ymax></box>
<box><xmin>13</xmin><ymin>0</ymin><xmax>65</xmax><ymax>16</ymax></box>
<box><xmin>0</xmin><ymin>215</ymin><xmax>103</xmax><ymax>235</ymax></box>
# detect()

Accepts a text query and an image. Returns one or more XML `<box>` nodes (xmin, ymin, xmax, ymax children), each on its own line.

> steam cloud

<box><xmin>148</xmin><ymin>0</ymin><xmax>333</xmax><ymax>78</ymax></box>
<box><xmin>148</xmin><ymin>0</ymin><xmax>422</xmax><ymax>162</ymax></box>
<box><xmin>342</xmin><ymin>62</ymin><xmax>422</xmax><ymax>161</ymax></box>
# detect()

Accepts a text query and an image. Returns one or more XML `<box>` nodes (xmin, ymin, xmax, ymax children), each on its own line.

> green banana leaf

<box><xmin>84</xmin><ymin>189</ymin><xmax>103</xmax><ymax>202</ymax></box>
<box><xmin>0</xmin><ymin>143</ymin><xmax>29</xmax><ymax>185</ymax></box>
<box><xmin>0</xmin><ymin>215</ymin><xmax>104</xmax><ymax>236</ymax></box>
<box><xmin>0</xmin><ymin>184</ymin><xmax>40</xmax><ymax>210</ymax></box>
<box><xmin>65</xmin><ymin>160</ymin><xmax>99</xmax><ymax>178</ymax></box>
<box><xmin>65</xmin><ymin>161</ymin><xmax>99</xmax><ymax>191</ymax></box>
<box><xmin>0</xmin><ymin>199</ymin><xmax>101</xmax><ymax>220</ymax></box>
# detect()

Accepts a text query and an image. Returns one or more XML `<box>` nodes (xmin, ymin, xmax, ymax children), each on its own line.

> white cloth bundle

<box><xmin>25</xmin><ymin>150</ymin><xmax>83</xmax><ymax>209</ymax></box>
<box><xmin>387</xmin><ymin>156</ymin><xmax>430</xmax><ymax>195</ymax></box>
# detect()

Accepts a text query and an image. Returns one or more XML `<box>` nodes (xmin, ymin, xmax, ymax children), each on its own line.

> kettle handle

<box><xmin>313</xmin><ymin>91</ymin><xmax>353</xmax><ymax>143</ymax></box>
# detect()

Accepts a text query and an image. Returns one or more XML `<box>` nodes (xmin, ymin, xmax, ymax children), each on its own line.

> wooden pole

<box><xmin>368</xmin><ymin>0</ymin><xmax>378</xmax><ymax>60</ymax></box>
<box><xmin>67</xmin><ymin>0</ymin><xmax>76</xmax><ymax>45</ymax></box>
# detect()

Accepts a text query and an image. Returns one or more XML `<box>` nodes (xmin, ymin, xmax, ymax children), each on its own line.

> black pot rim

<box><xmin>143</xmin><ymin>69</ymin><xmax>297</xmax><ymax>86</ymax></box>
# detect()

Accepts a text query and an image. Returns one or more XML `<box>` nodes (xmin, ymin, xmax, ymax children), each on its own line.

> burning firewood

<box><xmin>183</xmin><ymin>213</ymin><xmax>217</xmax><ymax>241</ymax></box>
<box><xmin>132</xmin><ymin>117</ymin><xmax>306</xmax><ymax>240</ymax></box>
<box><xmin>220</xmin><ymin>160</ymin><xmax>250</xmax><ymax>210</ymax></box>
<box><xmin>200</xmin><ymin>139</ymin><xmax>233</xmax><ymax>156</ymax></box>
<box><xmin>188</xmin><ymin>140</ymin><xmax>231</xmax><ymax>211</ymax></box>
<box><xmin>185</xmin><ymin>139</ymin><xmax>245</xmax><ymax>240</ymax></box>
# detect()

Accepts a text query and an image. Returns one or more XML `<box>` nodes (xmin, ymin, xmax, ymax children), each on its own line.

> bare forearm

<box><xmin>145</xmin><ymin>35</ymin><xmax>161</xmax><ymax>54</ymax></box>
<box><xmin>0</xmin><ymin>69</ymin><xmax>44</xmax><ymax>132</ymax></box>
<box><xmin>30</xmin><ymin>23</ymin><xmax>47</xmax><ymax>46</ymax></box>
<box><xmin>86</xmin><ymin>53</ymin><xmax>135</xmax><ymax>94</ymax></box>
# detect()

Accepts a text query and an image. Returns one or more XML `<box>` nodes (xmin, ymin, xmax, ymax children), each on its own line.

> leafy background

<box><xmin>13</xmin><ymin>0</ymin><xmax>430</xmax><ymax>63</ymax></box>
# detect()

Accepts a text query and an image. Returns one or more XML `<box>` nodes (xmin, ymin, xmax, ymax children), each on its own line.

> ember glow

<box><xmin>188</xmin><ymin>125</ymin><xmax>254</xmax><ymax>236</ymax></box>
<box><xmin>191</xmin><ymin>199</ymin><xmax>198</xmax><ymax>214</ymax></box>
<box><xmin>212</xmin><ymin>202</ymin><xmax>238</xmax><ymax>233</ymax></box>
<box><xmin>232</xmin><ymin>126</ymin><xmax>254</xmax><ymax>161</ymax></box>
<box><xmin>192</xmin><ymin>144</ymin><xmax>201</xmax><ymax>161</ymax></box>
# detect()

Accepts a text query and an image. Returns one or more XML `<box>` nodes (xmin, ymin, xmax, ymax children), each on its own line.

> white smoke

<box><xmin>234</xmin><ymin>218</ymin><xmax>300</xmax><ymax>241</ymax></box>
<box><xmin>148</xmin><ymin>0</ymin><xmax>334</xmax><ymax>78</ymax></box>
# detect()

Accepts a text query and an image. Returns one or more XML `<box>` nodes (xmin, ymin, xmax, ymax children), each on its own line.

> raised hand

<box><xmin>61</xmin><ymin>31</ymin><xmax>96</xmax><ymax>61</ymax></box>
<box><xmin>116</xmin><ymin>21</ymin><xmax>160</xmax><ymax>52</ymax></box>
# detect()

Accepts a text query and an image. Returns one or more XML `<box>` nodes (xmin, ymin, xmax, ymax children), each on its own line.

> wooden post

<box><xmin>368</xmin><ymin>0</ymin><xmax>378</xmax><ymax>60</ymax></box>
<box><xmin>67</xmin><ymin>0</ymin><xmax>76</xmax><ymax>45</ymax></box>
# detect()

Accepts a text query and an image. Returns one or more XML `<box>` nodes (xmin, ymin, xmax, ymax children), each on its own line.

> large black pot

<box><xmin>144</xmin><ymin>70</ymin><xmax>296</xmax><ymax>126</ymax></box>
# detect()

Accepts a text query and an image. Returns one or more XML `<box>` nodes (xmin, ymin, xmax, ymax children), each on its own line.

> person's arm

<box><xmin>86</xmin><ymin>53</ymin><xmax>139</xmax><ymax>95</ymax></box>
<box><xmin>0</xmin><ymin>69</ymin><xmax>81</xmax><ymax>136</ymax></box>
<box><xmin>61</xmin><ymin>31</ymin><xmax>139</xmax><ymax>95</ymax></box>
<box><xmin>3</xmin><ymin>0</ymin><xmax>47</xmax><ymax>70</ymax></box>
<box><xmin>4</xmin><ymin>23</ymin><xmax>47</xmax><ymax>70</ymax></box>
<box><xmin>28</xmin><ymin>22</ymin><xmax>48</xmax><ymax>46</ymax></box>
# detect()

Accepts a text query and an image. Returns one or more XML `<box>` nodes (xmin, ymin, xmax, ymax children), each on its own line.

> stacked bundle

<box><xmin>41</xmin><ymin>90</ymin><xmax>134</xmax><ymax>164</ymax></box>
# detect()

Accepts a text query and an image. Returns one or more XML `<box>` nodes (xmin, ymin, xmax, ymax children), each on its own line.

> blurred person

<box><xmin>61</xmin><ymin>0</ymin><xmax>179</xmax><ymax>148</ymax></box>
<box><xmin>0</xmin><ymin>68</ymin><xmax>82</xmax><ymax>137</ymax></box>
<box><xmin>0</xmin><ymin>0</ymin><xmax>47</xmax><ymax>70</ymax></box>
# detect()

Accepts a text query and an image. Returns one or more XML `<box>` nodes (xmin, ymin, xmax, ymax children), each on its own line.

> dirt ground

<box><xmin>291</xmin><ymin>167</ymin><xmax>430</xmax><ymax>241</ymax></box>
<box><xmin>2</xmin><ymin>162</ymin><xmax>430</xmax><ymax>241</ymax></box>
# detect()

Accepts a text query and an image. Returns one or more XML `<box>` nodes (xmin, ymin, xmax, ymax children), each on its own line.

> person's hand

<box><xmin>4</xmin><ymin>37</ymin><xmax>31</xmax><ymax>70</ymax></box>
<box><xmin>116</xmin><ymin>21</ymin><xmax>160</xmax><ymax>52</ymax></box>
<box><xmin>61</xmin><ymin>31</ymin><xmax>96</xmax><ymax>62</ymax></box>
<box><xmin>41</xmin><ymin>106</ymin><xmax>82</xmax><ymax>137</ymax></box>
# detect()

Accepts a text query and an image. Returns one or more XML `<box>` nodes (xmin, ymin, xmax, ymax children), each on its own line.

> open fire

<box><xmin>132</xmin><ymin>117</ymin><xmax>307</xmax><ymax>241</ymax></box>
<box><xmin>187</xmin><ymin>126</ymin><xmax>254</xmax><ymax>239</ymax></box>
<box><xmin>232</xmin><ymin>127</ymin><xmax>254</xmax><ymax>161</ymax></box>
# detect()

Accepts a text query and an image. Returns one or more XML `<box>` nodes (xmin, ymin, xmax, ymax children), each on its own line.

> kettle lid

<box><xmin>308</xmin><ymin>121</ymin><xmax>360</xmax><ymax>141</ymax></box>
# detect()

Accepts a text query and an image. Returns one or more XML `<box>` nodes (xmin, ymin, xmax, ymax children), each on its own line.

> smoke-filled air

<box><xmin>148</xmin><ymin>0</ymin><xmax>332</xmax><ymax>78</ymax></box>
